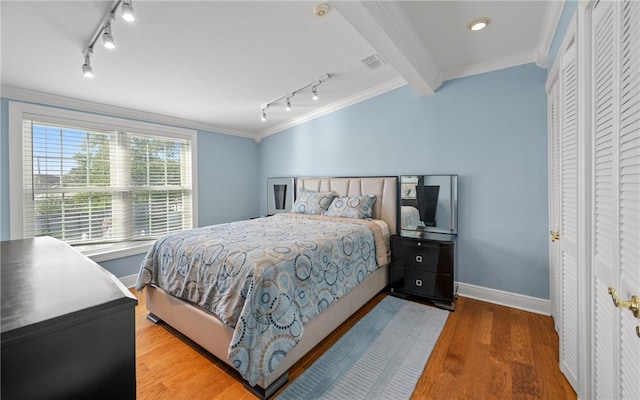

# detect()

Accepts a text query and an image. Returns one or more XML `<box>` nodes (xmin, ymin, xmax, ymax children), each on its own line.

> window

<box><xmin>9</xmin><ymin>103</ymin><xmax>197</xmax><ymax>260</ymax></box>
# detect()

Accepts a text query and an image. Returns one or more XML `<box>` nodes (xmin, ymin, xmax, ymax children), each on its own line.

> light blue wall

<box><xmin>547</xmin><ymin>0</ymin><xmax>580</xmax><ymax>70</ymax></box>
<box><xmin>99</xmin><ymin>253</ymin><xmax>147</xmax><ymax>278</ymax></box>
<box><xmin>259</xmin><ymin>63</ymin><xmax>550</xmax><ymax>299</ymax></box>
<box><xmin>1</xmin><ymin>63</ymin><xmax>550</xmax><ymax>297</ymax></box>
<box><xmin>0</xmin><ymin>98</ymin><xmax>259</xmax><ymax>277</ymax></box>
<box><xmin>197</xmin><ymin>130</ymin><xmax>259</xmax><ymax>226</ymax></box>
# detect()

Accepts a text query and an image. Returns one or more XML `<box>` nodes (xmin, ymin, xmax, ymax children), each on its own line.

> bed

<box><xmin>135</xmin><ymin>176</ymin><xmax>398</xmax><ymax>398</ymax></box>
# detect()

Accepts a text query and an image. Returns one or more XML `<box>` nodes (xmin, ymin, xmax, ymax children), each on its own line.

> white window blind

<box><xmin>21</xmin><ymin>116</ymin><xmax>193</xmax><ymax>248</ymax></box>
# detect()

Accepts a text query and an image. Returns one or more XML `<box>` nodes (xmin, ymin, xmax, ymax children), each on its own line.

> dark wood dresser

<box><xmin>1</xmin><ymin>237</ymin><xmax>138</xmax><ymax>400</ymax></box>
<box><xmin>389</xmin><ymin>233</ymin><xmax>457</xmax><ymax>310</ymax></box>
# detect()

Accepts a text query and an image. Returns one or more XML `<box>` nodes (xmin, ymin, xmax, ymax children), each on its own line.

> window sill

<box><xmin>77</xmin><ymin>240</ymin><xmax>155</xmax><ymax>263</ymax></box>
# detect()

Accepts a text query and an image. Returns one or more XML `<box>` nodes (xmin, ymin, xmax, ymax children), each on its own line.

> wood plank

<box><xmin>131</xmin><ymin>289</ymin><xmax>576</xmax><ymax>399</ymax></box>
<box><xmin>511</xmin><ymin>308</ymin><xmax>535</xmax><ymax>366</ymax></box>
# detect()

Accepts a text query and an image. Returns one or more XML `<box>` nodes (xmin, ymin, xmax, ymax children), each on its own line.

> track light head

<box><xmin>102</xmin><ymin>23</ymin><xmax>115</xmax><ymax>49</ymax></box>
<box><xmin>260</xmin><ymin>73</ymin><xmax>330</xmax><ymax>118</ymax></box>
<box><xmin>81</xmin><ymin>4</ymin><xmax>136</xmax><ymax>78</ymax></box>
<box><xmin>122</xmin><ymin>0</ymin><xmax>135</xmax><ymax>22</ymax></box>
<box><xmin>82</xmin><ymin>54</ymin><xmax>94</xmax><ymax>78</ymax></box>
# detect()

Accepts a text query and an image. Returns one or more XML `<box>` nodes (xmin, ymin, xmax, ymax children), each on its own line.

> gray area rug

<box><xmin>276</xmin><ymin>296</ymin><xmax>449</xmax><ymax>400</ymax></box>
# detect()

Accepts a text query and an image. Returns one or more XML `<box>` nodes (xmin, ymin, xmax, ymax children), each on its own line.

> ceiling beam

<box><xmin>333</xmin><ymin>1</ymin><xmax>442</xmax><ymax>95</ymax></box>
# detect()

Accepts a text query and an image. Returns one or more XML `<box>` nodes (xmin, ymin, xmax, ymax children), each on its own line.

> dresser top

<box><xmin>1</xmin><ymin>237</ymin><xmax>137</xmax><ymax>339</ymax></box>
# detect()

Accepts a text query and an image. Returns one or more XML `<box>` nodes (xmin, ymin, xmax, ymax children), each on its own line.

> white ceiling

<box><xmin>1</xmin><ymin>1</ymin><xmax>553</xmax><ymax>140</ymax></box>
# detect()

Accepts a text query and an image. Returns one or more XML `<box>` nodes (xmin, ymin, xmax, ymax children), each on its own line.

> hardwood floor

<box><xmin>132</xmin><ymin>288</ymin><xmax>576</xmax><ymax>399</ymax></box>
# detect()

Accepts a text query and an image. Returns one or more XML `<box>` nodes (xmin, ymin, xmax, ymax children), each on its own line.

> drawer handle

<box><xmin>416</xmin><ymin>255</ymin><xmax>423</xmax><ymax>263</ymax></box>
<box><xmin>416</xmin><ymin>279</ymin><xmax>423</xmax><ymax>287</ymax></box>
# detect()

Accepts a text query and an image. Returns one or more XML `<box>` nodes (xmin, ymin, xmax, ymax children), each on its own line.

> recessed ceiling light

<box><xmin>467</xmin><ymin>17</ymin><xmax>491</xmax><ymax>31</ymax></box>
<box><xmin>313</xmin><ymin>3</ymin><xmax>330</xmax><ymax>17</ymax></box>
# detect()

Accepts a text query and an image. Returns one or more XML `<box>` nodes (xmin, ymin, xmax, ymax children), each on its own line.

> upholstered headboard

<box><xmin>295</xmin><ymin>176</ymin><xmax>398</xmax><ymax>235</ymax></box>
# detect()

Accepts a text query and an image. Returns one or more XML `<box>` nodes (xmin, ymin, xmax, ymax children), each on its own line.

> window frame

<box><xmin>9</xmin><ymin>102</ymin><xmax>199</xmax><ymax>262</ymax></box>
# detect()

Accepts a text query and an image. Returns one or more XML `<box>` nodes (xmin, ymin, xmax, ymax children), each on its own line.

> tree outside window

<box><xmin>27</xmin><ymin>122</ymin><xmax>192</xmax><ymax>246</ymax></box>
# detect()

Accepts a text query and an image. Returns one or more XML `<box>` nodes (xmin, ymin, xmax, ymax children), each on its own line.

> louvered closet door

<box><xmin>549</xmin><ymin>80</ymin><xmax>562</xmax><ymax>333</ymax></box>
<box><xmin>558</xmin><ymin>42</ymin><xmax>580</xmax><ymax>391</ymax></box>
<box><xmin>591</xmin><ymin>0</ymin><xmax>640</xmax><ymax>398</ymax></box>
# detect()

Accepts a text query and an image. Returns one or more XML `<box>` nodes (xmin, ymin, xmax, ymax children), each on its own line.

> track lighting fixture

<box><xmin>81</xmin><ymin>0</ymin><xmax>136</xmax><ymax>78</ymax></box>
<box><xmin>102</xmin><ymin>22</ymin><xmax>115</xmax><ymax>49</ymax></box>
<box><xmin>260</xmin><ymin>73</ymin><xmax>331</xmax><ymax>120</ymax></box>
<box><xmin>82</xmin><ymin>53</ymin><xmax>94</xmax><ymax>78</ymax></box>
<box><xmin>121</xmin><ymin>0</ymin><xmax>135</xmax><ymax>22</ymax></box>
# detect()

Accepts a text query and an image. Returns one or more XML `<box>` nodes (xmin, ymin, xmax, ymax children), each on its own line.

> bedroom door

<box><xmin>547</xmin><ymin>33</ymin><xmax>582</xmax><ymax>392</ymax></box>
<box><xmin>548</xmin><ymin>63</ymin><xmax>562</xmax><ymax>334</ymax></box>
<box><xmin>547</xmin><ymin>11</ymin><xmax>584</xmax><ymax>388</ymax></box>
<box><xmin>557</xmin><ymin>41</ymin><xmax>581</xmax><ymax>392</ymax></box>
<box><xmin>590</xmin><ymin>0</ymin><xmax>640</xmax><ymax>398</ymax></box>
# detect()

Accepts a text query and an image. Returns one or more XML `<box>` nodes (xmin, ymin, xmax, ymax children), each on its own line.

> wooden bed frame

<box><xmin>144</xmin><ymin>176</ymin><xmax>398</xmax><ymax>398</ymax></box>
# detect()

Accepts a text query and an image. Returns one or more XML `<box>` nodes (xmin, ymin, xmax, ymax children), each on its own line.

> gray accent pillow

<box><xmin>291</xmin><ymin>189</ymin><xmax>338</xmax><ymax>215</ymax></box>
<box><xmin>325</xmin><ymin>195</ymin><xmax>377</xmax><ymax>219</ymax></box>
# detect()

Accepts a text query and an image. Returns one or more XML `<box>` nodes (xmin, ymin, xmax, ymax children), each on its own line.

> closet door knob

<box><xmin>608</xmin><ymin>287</ymin><xmax>639</xmax><ymax>318</ymax></box>
<box><xmin>416</xmin><ymin>255</ymin><xmax>423</xmax><ymax>263</ymax></box>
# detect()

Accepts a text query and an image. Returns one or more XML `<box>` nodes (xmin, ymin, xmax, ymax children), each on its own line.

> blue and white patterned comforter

<box><xmin>136</xmin><ymin>213</ymin><xmax>388</xmax><ymax>385</ymax></box>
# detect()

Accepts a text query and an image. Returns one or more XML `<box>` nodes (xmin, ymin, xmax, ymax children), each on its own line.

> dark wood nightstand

<box><xmin>389</xmin><ymin>233</ymin><xmax>457</xmax><ymax>311</ymax></box>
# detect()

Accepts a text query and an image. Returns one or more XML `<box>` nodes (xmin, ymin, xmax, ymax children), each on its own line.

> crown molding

<box><xmin>443</xmin><ymin>49</ymin><xmax>538</xmax><ymax>81</ymax></box>
<box><xmin>536</xmin><ymin>0</ymin><xmax>565</xmax><ymax>68</ymax></box>
<box><xmin>545</xmin><ymin>10</ymin><xmax>576</xmax><ymax>92</ymax></box>
<box><xmin>257</xmin><ymin>46</ymin><xmax>539</xmax><ymax>140</ymax></box>
<box><xmin>0</xmin><ymin>85</ymin><xmax>255</xmax><ymax>139</ymax></box>
<box><xmin>255</xmin><ymin>77</ymin><xmax>407</xmax><ymax>142</ymax></box>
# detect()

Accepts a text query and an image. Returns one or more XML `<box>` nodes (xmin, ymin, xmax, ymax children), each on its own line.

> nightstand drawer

<box><xmin>392</xmin><ymin>238</ymin><xmax>452</xmax><ymax>274</ymax></box>
<box><xmin>389</xmin><ymin>266</ymin><xmax>453</xmax><ymax>301</ymax></box>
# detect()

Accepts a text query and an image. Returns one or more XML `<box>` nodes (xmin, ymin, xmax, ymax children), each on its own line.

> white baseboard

<box><xmin>119</xmin><ymin>274</ymin><xmax>138</xmax><ymax>289</ymax></box>
<box><xmin>455</xmin><ymin>282</ymin><xmax>551</xmax><ymax>316</ymax></box>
